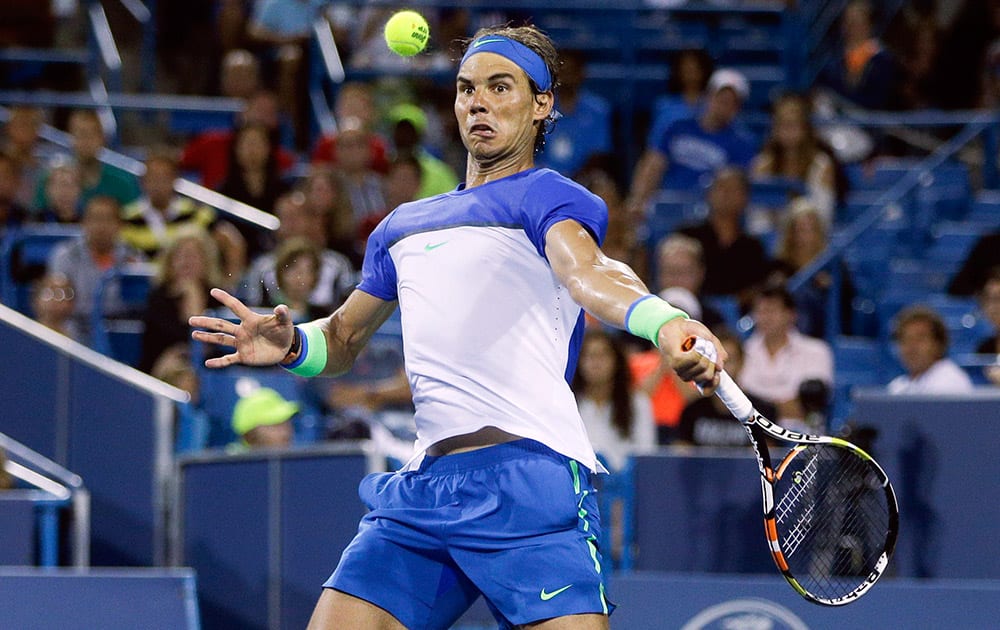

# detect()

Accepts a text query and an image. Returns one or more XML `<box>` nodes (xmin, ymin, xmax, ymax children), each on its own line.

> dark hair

<box><xmin>755</xmin><ymin>279</ymin><xmax>797</xmax><ymax>311</ymax></box>
<box><xmin>892</xmin><ymin>305</ymin><xmax>948</xmax><ymax>355</ymax></box>
<box><xmin>462</xmin><ymin>24</ymin><xmax>561</xmax><ymax>154</ymax></box>
<box><xmin>667</xmin><ymin>48</ymin><xmax>715</xmax><ymax>95</ymax></box>
<box><xmin>572</xmin><ymin>329</ymin><xmax>635</xmax><ymax>439</ymax></box>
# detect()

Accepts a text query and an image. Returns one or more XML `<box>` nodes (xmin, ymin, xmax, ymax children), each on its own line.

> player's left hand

<box><xmin>656</xmin><ymin>318</ymin><xmax>726</xmax><ymax>395</ymax></box>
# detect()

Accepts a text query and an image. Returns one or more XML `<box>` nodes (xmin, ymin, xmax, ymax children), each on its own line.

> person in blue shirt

<box><xmin>534</xmin><ymin>49</ymin><xmax>613</xmax><ymax>179</ymax></box>
<box><xmin>627</xmin><ymin>68</ymin><xmax>758</xmax><ymax>216</ymax></box>
<box><xmin>191</xmin><ymin>24</ymin><xmax>725</xmax><ymax>630</ymax></box>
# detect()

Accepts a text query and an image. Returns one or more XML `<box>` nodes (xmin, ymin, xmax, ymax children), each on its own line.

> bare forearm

<box><xmin>562</xmin><ymin>253</ymin><xmax>651</xmax><ymax>329</ymax></box>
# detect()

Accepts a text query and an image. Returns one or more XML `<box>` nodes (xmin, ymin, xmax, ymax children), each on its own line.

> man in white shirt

<box><xmin>887</xmin><ymin>305</ymin><xmax>974</xmax><ymax>394</ymax></box>
<box><xmin>740</xmin><ymin>282</ymin><xmax>834</xmax><ymax>426</ymax></box>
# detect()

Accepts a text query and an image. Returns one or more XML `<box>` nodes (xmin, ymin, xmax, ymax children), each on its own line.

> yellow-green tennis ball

<box><xmin>384</xmin><ymin>10</ymin><xmax>429</xmax><ymax>57</ymax></box>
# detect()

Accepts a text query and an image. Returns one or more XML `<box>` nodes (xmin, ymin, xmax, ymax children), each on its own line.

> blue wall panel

<box><xmin>278</xmin><ymin>454</ymin><xmax>368</xmax><ymax>630</ymax></box>
<box><xmin>182</xmin><ymin>458</ymin><xmax>270</xmax><ymax>630</ymax></box>
<box><xmin>0</xmin><ymin>497</ymin><xmax>37</xmax><ymax>565</ymax></box>
<box><xmin>853</xmin><ymin>393</ymin><xmax>1000</xmax><ymax>579</ymax></box>
<box><xmin>0</xmin><ymin>568</ymin><xmax>199</xmax><ymax>630</ymax></box>
<box><xmin>0</xmin><ymin>323</ymin><xmax>62</xmax><ymax>458</ymax></box>
<box><xmin>632</xmin><ymin>452</ymin><xmax>774</xmax><ymax>573</ymax></box>
<box><xmin>68</xmin><ymin>365</ymin><xmax>158</xmax><ymax>566</ymax></box>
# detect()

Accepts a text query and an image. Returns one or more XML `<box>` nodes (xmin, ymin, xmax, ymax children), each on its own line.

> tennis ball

<box><xmin>384</xmin><ymin>10</ymin><xmax>429</xmax><ymax>57</ymax></box>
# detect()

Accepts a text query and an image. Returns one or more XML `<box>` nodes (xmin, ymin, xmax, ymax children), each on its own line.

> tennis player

<box><xmin>191</xmin><ymin>24</ymin><xmax>725</xmax><ymax>630</ymax></box>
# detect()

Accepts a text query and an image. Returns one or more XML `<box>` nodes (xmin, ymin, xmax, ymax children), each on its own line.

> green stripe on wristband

<box><xmin>283</xmin><ymin>323</ymin><xmax>328</xmax><ymax>377</ymax></box>
<box><xmin>625</xmin><ymin>295</ymin><xmax>688</xmax><ymax>347</ymax></box>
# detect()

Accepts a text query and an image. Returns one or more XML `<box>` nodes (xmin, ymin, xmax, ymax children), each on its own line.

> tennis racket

<box><xmin>683</xmin><ymin>336</ymin><xmax>898</xmax><ymax>606</ymax></box>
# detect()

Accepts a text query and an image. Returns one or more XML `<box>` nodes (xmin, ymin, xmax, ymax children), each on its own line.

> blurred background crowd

<box><xmin>3</xmin><ymin>0</ymin><xmax>1000</xmax><ymax>459</ymax></box>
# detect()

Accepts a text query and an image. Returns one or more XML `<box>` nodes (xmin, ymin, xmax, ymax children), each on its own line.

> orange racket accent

<box><xmin>772</xmin><ymin>549</ymin><xmax>790</xmax><ymax>572</ymax></box>
<box><xmin>766</xmin><ymin>518</ymin><xmax>779</xmax><ymax>542</ymax></box>
<box><xmin>681</xmin><ymin>336</ymin><xmax>696</xmax><ymax>351</ymax></box>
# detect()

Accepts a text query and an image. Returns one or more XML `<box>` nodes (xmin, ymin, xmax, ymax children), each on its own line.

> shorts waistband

<box><xmin>417</xmin><ymin>438</ymin><xmax>567</xmax><ymax>474</ymax></box>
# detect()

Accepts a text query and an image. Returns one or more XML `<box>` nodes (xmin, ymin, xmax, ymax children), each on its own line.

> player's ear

<box><xmin>532</xmin><ymin>91</ymin><xmax>553</xmax><ymax>122</ymax></box>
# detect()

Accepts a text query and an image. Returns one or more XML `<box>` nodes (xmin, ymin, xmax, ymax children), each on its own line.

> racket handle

<box><xmin>682</xmin><ymin>336</ymin><xmax>755</xmax><ymax>421</ymax></box>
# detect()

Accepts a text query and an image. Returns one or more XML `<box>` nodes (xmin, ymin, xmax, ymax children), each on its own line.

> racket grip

<box><xmin>682</xmin><ymin>336</ymin><xmax>755</xmax><ymax>421</ymax></box>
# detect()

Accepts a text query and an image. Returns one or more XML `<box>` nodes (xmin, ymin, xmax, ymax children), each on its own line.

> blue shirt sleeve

<box><xmin>356</xmin><ymin>215</ymin><xmax>398</xmax><ymax>301</ymax></box>
<box><xmin>522</xmin><ymin>172</ymin><xmax>608</xmax><ymax>259</ymax></box>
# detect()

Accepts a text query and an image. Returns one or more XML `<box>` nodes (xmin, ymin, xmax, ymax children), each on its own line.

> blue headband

<box><xmin>461</xmin><ymin>35</ymin><xmax>552</xmax><ymax>92</ymax></box>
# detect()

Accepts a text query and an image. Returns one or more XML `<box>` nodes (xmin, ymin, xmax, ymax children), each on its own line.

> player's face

<box><xmin>455</xmin><ymin>52</ymin><xmax>551</xmax><ymax>163</ymax></box>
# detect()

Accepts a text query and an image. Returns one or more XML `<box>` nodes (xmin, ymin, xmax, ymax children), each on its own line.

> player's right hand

<box><xmin>189</xmin><ymin>287</ymin><xmax>295</xmax><ymax>369</ymax></box>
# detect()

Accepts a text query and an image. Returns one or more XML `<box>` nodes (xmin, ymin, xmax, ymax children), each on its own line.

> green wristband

<box><xmin>282</xmin><ymin>323</ymin><xmax>328</xmax><ymax>377</ymax></box>
<box><xmin>625</xmin><ymin>295</ymin><xmax>688</xmax><ymax>347</ymax></box>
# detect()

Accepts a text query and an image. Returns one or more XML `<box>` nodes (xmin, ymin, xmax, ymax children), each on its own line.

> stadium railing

<box><xmin>0</xmin><ymin>431</ymin><xmax>90</xmax><ymax>568</ymax></box>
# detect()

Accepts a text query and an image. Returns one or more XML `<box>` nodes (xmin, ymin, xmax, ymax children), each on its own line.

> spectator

<box><xmin>740</xmin><ymin>281</ymin><xmax>834</xmax><ymax>428</ymax></box>
<box><xmin>887</xmin><ymin>304</ymin><xmax>974</xmax><ymax>394</ymax></box>
<box><xmin>217</xmin><ymin>122</ymin><xmax>291</xmax><ymax>260</ymax></box>
<box><xmin>676</xmin><ymin>327</ymin><xmax>777</xmax><ymax>447</ymax></box>
<box><xmin>310</xmin><ymin>82</ymin><xmax>391</xmax><ymax>174</ymax></box>
<box><xmin>299</xmin><ymin>165</ymin><xmax>359</xmax><ymax>266</ymax></box>
<box><xmin>948</xmin><ymin>228</ymin><xmax>1000</xmax><ymax>296</ymax></box>
<box><xmin>47</xmin><ymin>195</ymin><xmax>146</xmax><ymax>344</ymax></box>
<box><xmin>627</xmin><ymin>68</ymin><xmax>756</xmax><ymax>214</ymax></box>
<box><xmin>230</xmin><ymin>387</ymin><xmax>297</xmax><ymax>451</ymax></box>
<box><xmin>975</xmin><ymin>267</ymin><xmax>1000</xmax><ymax>386</ymax></box>
<box><xmin>572</xmin><ymin>329</ymin><xmax>656</xmax><ymax>472</ymax></box>
<box><xmin>0</xmin><ymin>151</ymin><xmax>29</xmax><ymax>236</ymax></box>
<box><xmin>36</xmin><ymin>160</ymin><xmax>83</xmax><ymax>224</ymax></box>
<box><xmin>677</xmin><ymin>167</ymin><xmax>772</xmax><ymax>306</ymax></box>
<box><xmin>628</xmin><ymin>283</ymin><xmax>703</xmax><ymax>445</ymax></box>
<box><xmin>179</xmin><ymin>90</ymin><xmax>298</xmax><ymax>189</ymax></box>
<box><xmin>33</xmin><ymin>109</ymin><xmax>140</xmax><ymax>210</ymax></box>
<box><xmin>533</xmin><ymin>49</ymin><xmax>613</xmax><ymax>179</ymax></box>
<box><xmin>336</xmin><ymin>121</ymin><xmax>388</xmax><ymax>246</ymax></box>
<box><xmin>219</xmin><ymin>49</ymin><xmax>262</xmax><ymax>101</ymax></box>
<box><xmin>976</xmin><ymin>266</ymin><xmax>1000</xmax><ymax>355</ymax></box>
<box><xmin>30</xmin><ymin>273</ymin><xmax>80</xmax><ymax>341</ymax></box>
<box><xmin>653</xmin><ymin>233</ymin><xmax>725</xmax><ymax>329</ymax></box>
<box><xmin>576</xmin><ymin>167</ymin><xmax>643</xmax><ymax>277</ymax></box>
<box><xmin>767</xmin><ymin>197</ymin><xmax>855</xmax><ymax>338</ymax></box>
<box><xmin>138</xmin><ymin>226</ymin><xmax>224</xmax><ymax>373</ymax></box>
<box><xmin>121</xmin><ymin>150</ymin><xmax>247</xmax><ymax>284</ymax></box>
<box><xmin>1</xmin><ymin>105</ymin><xmax>45</xmax><ymax>210</ymax></box>
<box><xmin>269</xmin><ymin>237</ymin><xmax>330</xmax><ymax>322</ymax></box>
<box><xmin>819</xmin><ymin>0</ymin><xmax>900</xmax><ymax>110</ymax></box>
<box><xmin>386</xmin><ymin>103</ymin><xmax>460</xmax><ymax>198</ymax></box>
<box><xmin>646</xmin><ymin>48</ymin><xmax>715</xmax><ymax>148</ymax></box>
<box><xmin>245</xmin><ymin>0</ymin><xmax>325</xmax><ymax>148</ymax></box>
<box><xmin>751</xmin><ymin>93</ymin><xmax>841</xmax><ymax>223</ymax></box>
<box><xmin>151</xmin><ymin>343</ymin><xmax>209</xmax><ymax>453</ymax></box>
<box><xmin>241</xmin><ymin>191</ymin><xmax>356</xmax><ymax>312</ymax></box>
<box><xmin>383</xmin><ymin>154</ymin><xmax>423</xmax><ymax>212</ymax></box>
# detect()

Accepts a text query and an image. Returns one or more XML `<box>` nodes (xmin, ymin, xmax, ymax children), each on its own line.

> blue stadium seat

<box><xmin>831</xmin><ymin>335</ymin><xmax>887</xmax><ymax>428</ymax></box>
<box><xmin>89</xmin><ymin>262</ymin><xmax>156</xmax><ymax>367</ymax></box>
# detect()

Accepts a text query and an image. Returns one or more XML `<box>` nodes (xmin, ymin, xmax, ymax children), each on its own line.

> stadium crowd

<box><xmin>2</xmin><ymin>0</ymin><xmax>1000</xmax><ymax>457</ymax></box>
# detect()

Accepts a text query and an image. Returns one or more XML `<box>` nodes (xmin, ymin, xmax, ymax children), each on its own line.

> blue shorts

<box><xmin>325</xmin><ymin>439</ymin><xmax>614</xmax><ymax>629</ymax></box>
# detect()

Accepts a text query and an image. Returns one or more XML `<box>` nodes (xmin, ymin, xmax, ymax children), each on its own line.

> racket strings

<box><xmin>772</xmin><ymin>444</ymin><xmax>891</xmax><ymax>600</ymax></box>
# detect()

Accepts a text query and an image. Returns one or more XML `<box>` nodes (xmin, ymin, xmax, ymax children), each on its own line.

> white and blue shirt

<box><xmin>358</xmin><ymin>168</ymin><xmax>608</xmax><ymax>472</ymax></box>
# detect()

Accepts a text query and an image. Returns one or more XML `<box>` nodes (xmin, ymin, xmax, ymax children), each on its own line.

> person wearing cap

<box><xmin>386</xmin><ymin>102</ymin><xmax>460</xmax><ymax>199</ymax></box>
<box><xmin>192</xmin><ymin>23</ymin><xmax>725</xmax><ymax>630</ymax></box>
<box><xmin>230</xmin><ymin>387</ymin><xmax>297</xmax><ymax>450</ymax></box>
<box><xmin>626</xmin><ymin>66</ymin><xmax>757</xmax><ymax>217</ymax></box>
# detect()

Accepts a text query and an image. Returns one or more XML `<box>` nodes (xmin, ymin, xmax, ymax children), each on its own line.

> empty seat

<box><xmin>89</xmin><ymin>262</ymin><xmax>157</xmax><ymax>367</ymax></box>
<box><xmin>0</xmin><ymin>225</ymin><xmax>82</xmax><ymax>315</ymax></box>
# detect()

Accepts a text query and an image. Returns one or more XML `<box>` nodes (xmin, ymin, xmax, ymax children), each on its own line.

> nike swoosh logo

<box><xmin>539</xmin><ymin>585</ymin><xmax>573</xmax><ymax>601</ymax></box>
<box><xmin>424</xmin><ymin>241</ymin><xmax>448</xmax><ymax>251</ymax></box>
<box><xmin>474</xmin><ymin>38</ymin><xmax>506</xmax><ymax>48</ymax></box>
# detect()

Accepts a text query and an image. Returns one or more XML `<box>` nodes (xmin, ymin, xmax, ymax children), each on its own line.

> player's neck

<box><xmin>464</xmin><ymin>154</ymin><xmax>534</xmax><ymax>188</ymax></box>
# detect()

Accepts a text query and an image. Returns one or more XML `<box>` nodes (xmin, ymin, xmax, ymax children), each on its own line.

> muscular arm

<box><xmin>545</xmin><ymin>219</ymin><xmax>725</xmax><ymax>386</ymax></box>
<box><xmin>319</xmin><ymin>290</ymin><xmax>398</xmax><ymax>376</ymax></box>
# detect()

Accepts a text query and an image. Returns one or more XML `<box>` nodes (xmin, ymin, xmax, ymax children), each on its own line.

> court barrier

<box><xmin>0</xmin><ymin>567</ymin><xmax>199</xmax><ymax>630</ymax></box>
<box><xmin>173</xmin><ymin>445</ymin><xmax>380</xmax><ymax>630</ymax></box>
<box><xmin>0</xmin><ymin>302</ymin><xmax>186</xmax><ymax>567</ymax></box>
